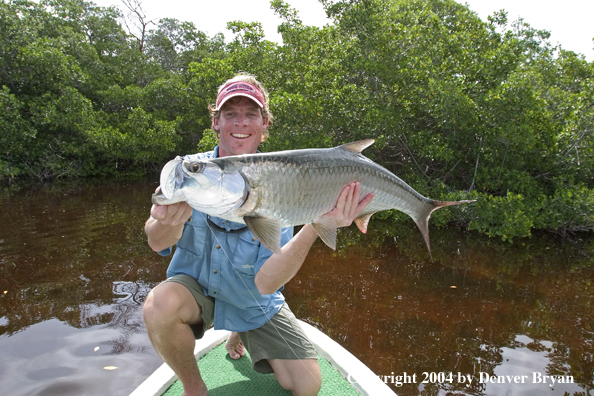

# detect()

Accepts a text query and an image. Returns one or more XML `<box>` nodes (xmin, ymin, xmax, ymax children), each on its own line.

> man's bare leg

<box><xmin>269</xmin><ymin>358</ymin><xmax>321</xmax><ymax>396</ymax></box>
<box><xmin>225</xmin><ymin>332</ymin><xmax>246</xmax><ymax>359</ymax></box>
<box><xmin>143</xmin><ymin>282</ymin><xmax>208</xmax><ymax>396</ymax></box>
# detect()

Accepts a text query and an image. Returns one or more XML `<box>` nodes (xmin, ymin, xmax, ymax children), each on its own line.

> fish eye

<box><xmin>189</xmin><ymin>162</ymin><xmax>204</xmax><ymax>173</ymax></box>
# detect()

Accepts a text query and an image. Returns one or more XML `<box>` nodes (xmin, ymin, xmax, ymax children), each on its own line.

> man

<box><xmin>143</xmin><ymin>73</ymin><xmax>373</xmax><ymax>396</ymax></box>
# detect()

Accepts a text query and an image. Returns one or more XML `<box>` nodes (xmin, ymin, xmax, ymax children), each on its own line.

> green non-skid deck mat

<box><xmin>163</xmin><ymin>342</ymin><xmax>360</xmax><ymax>396</ymax></box>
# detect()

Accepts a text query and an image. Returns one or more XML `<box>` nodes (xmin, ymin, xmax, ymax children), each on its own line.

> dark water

<box><xmin>1</xmin><ymin>182</ymin><xmax>593</xmax><ymax>395</ymax></box>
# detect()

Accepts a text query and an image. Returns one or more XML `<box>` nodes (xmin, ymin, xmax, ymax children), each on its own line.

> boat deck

<box><xmin>163</xmin><ymin>342</ymin><xmax>358</xmax><ymax>395</ymax></box>
<box><xmin>130</xmin><ymin>320</ymin><xmax>396</xmax><ymax>396</ymax></box>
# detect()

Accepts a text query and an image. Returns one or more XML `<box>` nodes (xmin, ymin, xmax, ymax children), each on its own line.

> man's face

<box><xmin>213</xmin><ymin>97</ymin><xmax>268</xmax><ymax>157</ymax></box>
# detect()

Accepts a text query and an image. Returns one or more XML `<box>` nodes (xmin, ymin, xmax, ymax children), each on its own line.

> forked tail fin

<box><xmin>414</xmin><ymin>199</ymin><xmax>476</xmax><ymax>261</ymax></box>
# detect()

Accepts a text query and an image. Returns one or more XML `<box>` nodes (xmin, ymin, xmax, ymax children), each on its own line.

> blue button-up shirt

<box><xmin>159</xmin><ymin>147</ymin><xmax>294</xmax><ymax>332</ymax></box>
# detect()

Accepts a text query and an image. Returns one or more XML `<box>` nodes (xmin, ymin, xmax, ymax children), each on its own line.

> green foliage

<box><xmin>0</xmin><ymin>86</ymin><xmax>35</xmax><ymax>179</ymax></box>
<box><xmin>468</xmin><ymin>192</ymin><xmax>537</xmax><ymax>241</ymax></box>
<box><xmin>533</xmin><ymin>183</ymin><xmax>594</xmax><ymax>233</ymax></box>
<box><xmin>1</xmin><ymin>0</ymin><xmax>593</xmax><ymax>241</ymax></box>
<box><xmin>196</xmin><ymin>129</ymin><xmax>219</xmax><ymax>153</ymax></box>
<box><xmin>0</xmin><ymin>0</ymin><xmax>214</xmax><ymax>180</ymax></box>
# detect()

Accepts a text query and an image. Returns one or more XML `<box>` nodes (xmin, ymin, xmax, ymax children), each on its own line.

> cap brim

<box><xmin>217</xmin><ymin>93</ymin><xmax>264</xmax><ymax>110</ymax></box>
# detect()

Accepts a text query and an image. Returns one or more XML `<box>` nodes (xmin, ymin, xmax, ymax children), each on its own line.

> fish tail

<box><xmin>414</xmin><ymin>199</ymin><xmax>476</xmax><ymax>261</ymax></box>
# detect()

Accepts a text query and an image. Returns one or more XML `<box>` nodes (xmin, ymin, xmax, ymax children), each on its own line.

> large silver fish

<box><xmin>152</xmin><ymin>139</ymin><xmax>474</xmax><ymax>258</ymax></box>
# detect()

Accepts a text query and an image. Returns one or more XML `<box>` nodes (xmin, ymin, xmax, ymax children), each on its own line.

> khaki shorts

<box><xmin>163</xmin><ymin>274</ymin><xmax>317</xmax><ymax>374</ymax></box>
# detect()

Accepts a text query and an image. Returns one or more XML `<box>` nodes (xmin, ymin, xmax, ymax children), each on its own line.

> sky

<box><xmin>92</xmin><ymin>0</ymin><xmax>593</xmax><ymax>62</ymax></box>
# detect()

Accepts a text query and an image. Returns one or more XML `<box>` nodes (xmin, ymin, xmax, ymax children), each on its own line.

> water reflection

<box><xmin>1</xmin><ymin>182</ymin><xmax>593</xmax><ymax>395</ymax></box>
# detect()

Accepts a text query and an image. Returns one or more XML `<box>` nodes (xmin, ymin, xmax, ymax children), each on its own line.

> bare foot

<box><xmin>225</xmin><ymin>332</ymin><xmax>245</xmax><ymax>360</ymax></box>
<box><xmin>181</xmin><ymin>380</ymin><xmax>209</xmax><ymax>396</ymax></box>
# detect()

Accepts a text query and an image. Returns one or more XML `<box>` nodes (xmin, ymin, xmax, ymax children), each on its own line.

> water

<box><xmin>1</xmin><ymin>181</ymin><xmax>593</xmax><ymax>395</ymax></box>
<box><xmin>0</xmin><ymin>181</ymin><xmax>166</xmax><ymax>396</ymax></box>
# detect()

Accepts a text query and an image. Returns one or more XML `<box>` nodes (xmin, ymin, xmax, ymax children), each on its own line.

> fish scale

<box><xmin>152</xmin><ymin>139</ymin><xmax>475</xmax><ymax>258</ymax></box>
<box><xmin>243</xmin><ymin>160</ymin><xmax>357</xmax><ymax>223</ymax></box>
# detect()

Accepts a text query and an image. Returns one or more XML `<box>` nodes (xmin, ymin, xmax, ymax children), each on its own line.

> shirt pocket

<box><xmin>232</xmin><ymin>232</ymin><xmax>261</xmax><ymax>276</ymax></box>
<box><xmin>176</xmin><ymin>215</ymin><xmax>208</xmax><ymax>260</ymax></box>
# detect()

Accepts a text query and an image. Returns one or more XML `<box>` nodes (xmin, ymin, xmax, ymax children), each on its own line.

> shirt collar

<box><xmin>212</xmin><ymin>145</ymin><xmax>261</xmax><ymax>159</ymax></box>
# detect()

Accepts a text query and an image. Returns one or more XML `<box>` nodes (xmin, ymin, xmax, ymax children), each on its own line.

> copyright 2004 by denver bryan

<box><xmin>377</xmin><ymin>372</ymin><xmax>575</xmax><ymax>387</ymax></box>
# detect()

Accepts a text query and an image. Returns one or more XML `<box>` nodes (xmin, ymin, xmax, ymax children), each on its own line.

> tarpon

<box><xmin>152</xmin><ymin>139</ymin><xmax>475</xmax><ymax>258</ymax></box>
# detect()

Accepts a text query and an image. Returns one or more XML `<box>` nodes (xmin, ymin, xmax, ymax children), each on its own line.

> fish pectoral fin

<box><xmin>244</xmin><ymin>216</ymin><xmax>283</xmax><ymax>255</ymax></box>
<box><xmin>354</xmin><ymin>212</ymin><xmax>375</xmax><ymax>234</ymax></box>
<box><xmin>312</xmin><ymin>216</ymin><xmax>338</xmax><ymax>250</ymax></box>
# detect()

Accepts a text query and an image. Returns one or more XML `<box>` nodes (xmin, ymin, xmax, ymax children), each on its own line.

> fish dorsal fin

<box><xmin>312</xmin><ymin>216</ymin><xmax>337</xmax><ymax>250</ymax></box>
<box><xmin>244</xmin><ymin>216</ymin><xmax>283</xmax><ymax>255</ymax></box>
<box><xmin>339</xmin><ymin>139</ymin><xmax>375</xmax><ymax>154</ymax></box>
<box><xmin>160</xmin><ymin>157</ymin><xmax>183</xmax><ymax>200</ymax></box>
<box><xmin>354</xmin><ymin>212</ymin><xmax>375</xmax><ymax>234</ymax></box>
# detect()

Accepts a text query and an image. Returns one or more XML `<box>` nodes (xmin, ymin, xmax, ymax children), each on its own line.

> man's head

<box><xmin>208</xmin><ymin>73</ymin><xmax>273</xmax><ymax>157</ymax></box>
<box><xmin>209</xmin><ymin>73</ymin><xmax>273</xmax><ymax>142</ymax></box>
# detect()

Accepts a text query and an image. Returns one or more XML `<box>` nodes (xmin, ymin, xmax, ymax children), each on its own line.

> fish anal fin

<box><xmin>244</xmin><ymin>216</ymin><xmax>282</xmax><ymax>255</ymax></box>
<box><xmin>312</xmin><ymin>216</ymin><xmax>338</xmax><ymax>250</ymax></box>
<box><xmin>354</xmin><ymin>212</ymin><xmax>375</xmax><ymax>234</ymax></box>
<box><xmin>339</xmin><ymin>139</ymin><xmax>375</xmax><ymax>154</ymax></box>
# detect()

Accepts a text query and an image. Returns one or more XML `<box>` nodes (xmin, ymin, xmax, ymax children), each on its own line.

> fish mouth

<box><xmin>151</xmin><ymin>187</ymin><xmax>169</xmax><ymax>205</ymax></box>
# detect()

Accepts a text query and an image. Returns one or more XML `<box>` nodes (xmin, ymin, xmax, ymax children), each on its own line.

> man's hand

<box><xmin>150</xmin><ymin>202</ymin><xmax>193</xmax><ymax>226</ymax></box>
<box><xmin>145</xmin><ymin>190</ymin><xmax>193</xmax><ymax>252</ymax></box>
<box><xmin>323</xmin><ymin>181</ymin><xmax>374</xmax><ymax>229</ymax></box>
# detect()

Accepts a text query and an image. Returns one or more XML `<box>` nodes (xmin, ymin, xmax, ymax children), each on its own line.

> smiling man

<box><xmin>211</xmin><ymin>79</ymin><xmax>270</xmax><ymax>156</ymax></box>
<box><xmin>143</xmin><ymin>73</ymin><xmax>373</xmax><ymax>396</ymax></box>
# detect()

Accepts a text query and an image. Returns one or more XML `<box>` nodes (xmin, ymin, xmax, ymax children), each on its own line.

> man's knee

<box><xmin>144</xmin><ymin>283</ymin><xmax>180</xmax><ymax>317</ymax></box>
<box><xmin>271</xmin><ymin>359</ymin><xmax>321</xmax><ymax>396</ymax></box>
<box><xmin>143</xmin><ymin>282</ymin><xmax>201</xmax><ymax>326</ymax></box>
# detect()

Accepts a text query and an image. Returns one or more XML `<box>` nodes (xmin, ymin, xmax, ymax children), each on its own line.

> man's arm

<box><xmin>255</xmin><ymin>182</ymin><xmax>374</xmax><ymax>295</ymax></box>
<box><xmin>145</xmin><ymin>202</ymin><xmax>193</xmax><ymax>252</ymax></box>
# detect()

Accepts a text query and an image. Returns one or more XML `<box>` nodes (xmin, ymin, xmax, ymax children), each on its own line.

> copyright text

<box><xmin>378</xmin><ymin>372</ymin><xmax>574</xmax><ymax>387</ymax></box>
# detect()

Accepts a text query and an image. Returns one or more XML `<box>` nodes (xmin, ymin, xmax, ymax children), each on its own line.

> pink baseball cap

<box><xmin>216</xmin><ymin>81</ymin><xmax>266</xmax><ymax>110</ymax></box>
